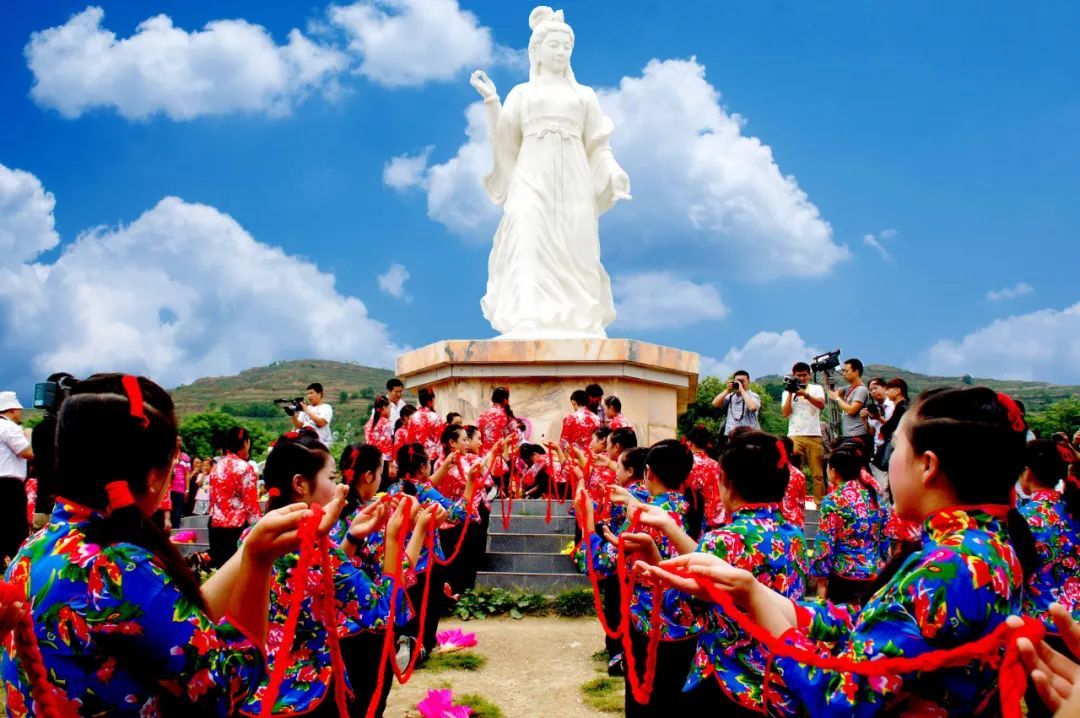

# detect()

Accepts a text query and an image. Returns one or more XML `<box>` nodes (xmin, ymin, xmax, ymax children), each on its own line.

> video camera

<box><xmin>273</xmin><ymin>397</ymin><xmax>305</xmax><ymax>416</ymax></box>
<box><xmin>33</xmin><ymin>374</ymin><xmax>77</xmax><ymax>414</ymax></box>
<box><xmin>810</xmin><ymin>349</ymin><xmax>841</xmax><ymax>374</ymax></box>
<box><xmin>783</xmin><ymin>375</ymin><xmax>806</xmax><ymax>394</ymax></box>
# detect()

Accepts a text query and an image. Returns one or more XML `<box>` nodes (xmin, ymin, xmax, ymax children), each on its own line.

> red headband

<box><xmin>1056</xmin><ymin>443</ymin><xmax>1076</xmax><ymax>464</ymax></box>
<box><xmin>775</xmin><ymin>440</ymin><xmax>789</xmax><ymax>469</ymax></box>
<box><xmin>268</xmin><ymin>487</ymin><xmax>281</xmax><ymax>498</ymax></box>
<box><xmin>996</xmin><ymin>393</ymin><xmax>1026</xmax><ymax>433</ymax></box>
<box><xmin>120</xmin><ymin>375</ymin><xmax>149</xmax><ymax>428</ymax></box>
<box><xmin>105</xmin><ymin>480</ymin><xmax>135</xmax><ymax>510</ymax></box>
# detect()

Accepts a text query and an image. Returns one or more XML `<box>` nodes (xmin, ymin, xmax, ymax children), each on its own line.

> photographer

<box><xmin>827</xmin><ymin>358</ymin><xmax>870</xmax><ymax>450</ymax></box>
<box><xmin>291</xmin><ymin>382</ymin><xmax>333</xmax><ymax>447</ymax></box>
<box><xmin>0</xmin><ymin>391</ymin><xmax>32</xmax><ymax>562</ymax></box>
<box><xmin>861</xmin><ymin>378</ymin><xmax>894</xmax><ymax>481</ymax></box>
<box><xmin>30</xmin><ymin>372</ymin><xmax>76</xmax><ymax>527</ymax></box>
<box><xmin>711</xmin><ymin>370</ymin><xmax>761</xmax><ymax>435</ymax></box>
<box><xmin>781</xmin><ymin>362</ymin><xmax>827</xmax><ymax>501</ymax></box>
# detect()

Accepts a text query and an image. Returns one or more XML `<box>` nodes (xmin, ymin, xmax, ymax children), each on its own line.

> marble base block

<box><xmin>396</xmin><ymin>339</ymin><xmax>700</xmax><ymax>444</ymax></box>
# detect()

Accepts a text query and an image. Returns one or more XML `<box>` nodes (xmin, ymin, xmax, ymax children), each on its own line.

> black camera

<box><xmin>865</xmin><ymin>402</ymin><xmax>881</xmax><ymax>418</ymax></box>
<box><xmin>810</xmin><ymin>349</ymin><xmax>841</xmax><ymax>374</ymax></box>
<box><xmin>783</xmin><ymin>375</ymin><xmax>805</xmax><ymax>394</ymax></box>
<box><xmin>274</xmin><ymin>397</ymin><xmax>305</xmax><ymax>416</ymax></box>
<box><xmin>33</xmin><ymin>374</ymin><xmax>77</xmax><ymax>414</ymax></box>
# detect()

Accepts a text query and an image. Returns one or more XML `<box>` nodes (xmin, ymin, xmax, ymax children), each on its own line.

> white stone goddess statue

<box><xmin>470</xmin><ymin>6</ymin><xmax>631</xmax><ymax>339</ymax></box>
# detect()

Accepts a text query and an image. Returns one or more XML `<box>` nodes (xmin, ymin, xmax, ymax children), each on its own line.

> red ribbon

<box><xmin>120</xmin><ymin>375</ymin><xmax>149</xmax><ymax>428</ymax></box>
<box><xmin>104</xmin><ymin>481</ymin><xmax>135</xmax><ymax>511</ymax></box>
<box><xmin>775</xmin><ymin>440</ymin><xmax>789</xmax><ymax>469</ymax></box>
<box><xmin>996</xmin><ymin>393</ymin><xmax>1026</xmax><ymax>433</ymax></box>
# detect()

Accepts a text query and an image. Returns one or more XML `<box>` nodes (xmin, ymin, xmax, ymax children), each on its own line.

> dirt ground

<box><xmin>384</xmin><ymin>616</ymin><xmax>617</xmax><ymax>717</ymax></box>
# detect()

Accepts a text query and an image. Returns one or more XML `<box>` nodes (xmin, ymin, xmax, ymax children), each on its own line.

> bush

<box><xmin>179</xmin><ymin>411</ymin><xmax>274</xmax><ymax>458</ymax></box>
<box><xmin>551</xmin><ymin>588</ymin><xmax>595</xmax><ymax>618</ymax></box>
<box><xmin>451</xmin><ymin>588</ymin><xmax>547</xmax><ymax>620</ymax></box>
<box><xmin>421</xmin><ymin>651</ymin><xmax>486</xmax><ymax>672</ymax></box>
<box><xmin>455</xmin><ymin>693</ymin><xmax>504</xmax><ymax>718</ymax></box>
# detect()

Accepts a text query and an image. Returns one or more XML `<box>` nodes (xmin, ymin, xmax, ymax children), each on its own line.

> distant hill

<box><xmin>758</xmin><ymin>364</ymin><xmax>1079</xmax><ymax>412</ymax></box>
<box><xmin>170</xmin><ymin>359</ymin><xmax>396</xmax><ymax>436</ymax></box>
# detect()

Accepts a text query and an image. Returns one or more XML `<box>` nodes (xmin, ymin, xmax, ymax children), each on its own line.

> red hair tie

<box><xmin>268</xmin><ymin>487</ymin><xmax>281</xmax><ymax>498</ymax></box>
<box><xmin>105</xmin><ymin>480</ymin><xmax>135</xmax><ymax>510</ymax></box>
<box><xmin>1067</xmin><ymin>474</ymin><xmax>1080</xmax><ymax>491</ymax></box>
<box><xmin>1057</xmin><ymin>443</ymin><xmax>1076</xmax><ymax>464</ymax></box>
<box><xmin>775</xmin><ymin>440</ymin><xmax>789</xmax><ymax>469</ymax></box>
<box><xmin>342</xmin><ymin>468</ymin><xmax>355</xmax><ymax>483</ymax></box>
<box><xmin>120</xmin><ymin>375</ymin><xmax>149</xmax><ymax>428</ymax></box>
<box><xmin>996</xmin><ymin>393</ymin><xmax>1026</xmax><ymax>433</ymax></box>
<box><xmin>283</xmin><ymin>431</ymin><xmax>300</xmax><ymax>440</ymax></box>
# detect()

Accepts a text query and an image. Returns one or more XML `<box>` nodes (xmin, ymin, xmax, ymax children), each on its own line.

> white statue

<box><xmin>470</xmin><ymin>6</ymin><xmax>631</xmax><ymax>339</ymax></box>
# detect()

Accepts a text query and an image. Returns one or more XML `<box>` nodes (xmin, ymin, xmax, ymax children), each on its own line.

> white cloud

<box><xmin>392</xmin><ymin>58</ymin><xmax>847</xmax><ymax>277</ymax></box>
<box><xmin>700</xmin><ymin>330</ymin><xmax>819</xmax><ymax>380</ymax></box>
<box><xmin>383</xmin><ymin>147</ymin><xmax>433</xmax><ymax>191</ymax></box>
<box><xmin>25</xmin><ymin>6</ymin><xmax>348</xmax><ymax>120</ymax></box>
<box><xmin>986</xmin><ymin>282</ymin><xmax>1035</xmax><ymax>302</ymax></box>
<box><xmin>611</xmin><ymin>272</ymin><xmax>728</xmax><ymax>331</ymax></box>
<box><xmin>0</xmin><ymin>174</ymin><xmax>400</xmax><ymax>389</ymax></box>
<box><xmin>377</xmin><ymin>263</ymin><xmax>411</xmax><ymax>300</ymax></box>
<box><xmin>918</xmin><ymin>303</ymin><xmax>1080</xmax><ymax>383</ymax></box>
<box><xmin>0</xmin><ymin>164</ymin><xmax>59</xmax><ymax>266</ymax></box>
<box><xmin>329</xmin><ymin>0</ymin><xmax>516</xmax><ymax>87</ymax></box>
<box><xmin>863</xmin><ymin>228</ymin><xmax>898</xmax><ymax>261</ymax></box>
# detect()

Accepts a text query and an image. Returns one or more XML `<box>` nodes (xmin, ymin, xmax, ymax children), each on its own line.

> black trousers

<box><xmin>403</xmin><ymin>561</ymin><xmax>447</xmax><ymax>654</ymax></box>
<box><xmin>170</xmin><ymin>491</ymin><xmax>185</xmax><ymax>529</ymax></box>
<box><xmin>624</xmin><ymin>630</ymin><xmax>697</xmax><ymax>717</ymax></box>
<box><xmin>683</xmin><ymin>675</ymin><xmax>762</xmax><ymax>715</ymax></box>
<box><xmin>208</xmin><ymin>525</ymin><xmax>244</xmax><ymax>569</ymax></box>
<box><xmin>600</xmin><ymin>576</ymin><xmax>623</xmax><ymax>658</ymax></box>
<box><xmin>827</xmin><ymin>574</ymin><xmax>877</xmax><ymax>608</ymax></box>
<box><xmin>341</xmin><ymin>631</ymin><xmax>394</xmax><ymax>718</ymax></box>
<box><xmin>0</xmin><ymin>478</ymin><xmax>29</xmax><ymax>561</ymax></box>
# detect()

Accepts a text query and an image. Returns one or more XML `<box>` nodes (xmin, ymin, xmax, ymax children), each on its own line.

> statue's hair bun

<box><xmin>529</xmin><ymin>6</ymin><xmax>554</xmax><ymax>30</ymax></box>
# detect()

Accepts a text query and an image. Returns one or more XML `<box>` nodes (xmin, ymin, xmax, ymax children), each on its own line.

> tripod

<box><xmin>814</xmin><ymin>368</ymin><xmax>844</xmax><ymax>449</ymax></box>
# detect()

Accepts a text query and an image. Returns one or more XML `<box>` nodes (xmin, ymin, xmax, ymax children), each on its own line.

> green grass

<box><xmin>581</xmin><ymin>676</ymin><xmax>624</xmax><ymax>713</ymax></box>
<box><xmin>420</xmin><ymin>650</ymin><xmax>487</xmax><ymax>672</ymax></box>
<box><xmin>590</xmin><ymin>648</ymin><xmax>609</xmax><ymax>665</ymax></box>
<box><xmin>455</xmin><ymin>693</ymin><xmax>505</xmax><ymax>718</ymax></box>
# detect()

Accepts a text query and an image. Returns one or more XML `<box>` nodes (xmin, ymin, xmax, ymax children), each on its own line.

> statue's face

<box><xmin>539</xmin><ymin>30</ymin><xmax>572</xmax><ymax>74</ymax></box>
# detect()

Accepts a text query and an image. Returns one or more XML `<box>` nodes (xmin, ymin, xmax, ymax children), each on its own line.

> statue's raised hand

<box><xmin>470</xmin><ymin>70</ymin><xmax>498</xmax><ymax>102</ymax></box>
<box><xmin>611</xmin><ymin>170</ymin><xmax>632</xmax><ymax>201</ymax></box>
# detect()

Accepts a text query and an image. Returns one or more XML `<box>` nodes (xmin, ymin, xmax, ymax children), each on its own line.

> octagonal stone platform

<box><xmin>396</xmin><ymin>338</ymin><xmax>700</xmax><ymax>445</ymax></box>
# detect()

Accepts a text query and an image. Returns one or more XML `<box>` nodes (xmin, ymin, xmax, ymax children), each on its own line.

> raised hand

<box><xmin>619</xmin><ymin>531</ymin><xmax>662</xmax><ymax>567</ymax></box>
<box><xmin>349</xmin><ymin>502</ymin><xmax>387</xmax><ymax>539</ymax></box>
<box><xmin>319</xmin><ymin>484</ymin><xmax>349</xmax><ymax>533</ymax></box>
<box><xmin>243</xmin><ymin>503</ymin><xmax>314</xmax><ymax>565</ymax></box>
<box><xmin>1014</xmin><ymin>604</ymin><xmax>1080</xmax><ymax>712</ymax></box>
<box><xmin>633</xmin><ymin>503</ymin><xmax>677</xmax><ymax>532</ymax></box>
<box><xmin>611</xmin><ymin>170</ymin><xmax>631</xmax><ymax>200</ymax></box>
<box><xmin>470</xmin><ymin>70</ymin><xmax>498</xmax><ymax>101</ymax></box>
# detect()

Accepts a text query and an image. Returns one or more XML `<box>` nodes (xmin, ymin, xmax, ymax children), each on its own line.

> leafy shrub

<box><xmin>455</xmin><ymin>693</ymin><xmax>505</xmax><ymax>718</ymax></box>
<box><xmin>551</xmin><ymin>588</ymin><xmax>594</xmax><ymax>618</ymax></box>
<box><xmin>451</xmin><ymin>588</ymin><xmax>548</xmax><ymax>620</ymax></box>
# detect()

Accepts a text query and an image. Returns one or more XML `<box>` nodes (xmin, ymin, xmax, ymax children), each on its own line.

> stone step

<box><xmin>489</xmin><ymin>514</ymin><xmax>577</xmax><ymax>535</ymax></box>
<box><xmin>483</xmin><ymin>551</ymin><xmax>578</xmax><ymax>574</ymax></box>
<box><xmin>475</xmin><ymin>571</ymin><xmax>590</xmax><ymax>593</ymax></box>
<box><xmin>488</xmin><ymin>532</ymin><xmax>573</xmax><ymax>554</ymax></box>
<box><xmin>181</xmin><ymin>514</ymin><xmax>210</xmax><ymax>529</ymax></box>
<box><xmin>489</xmin><ymin>498</ymin><xmax>574</xmax><ymax>519</ymax></box>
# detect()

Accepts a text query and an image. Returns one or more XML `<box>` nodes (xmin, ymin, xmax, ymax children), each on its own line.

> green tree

<box><xmin>339</xmin><ymin>390</ymin><xmax>349</xmax><ymax>405</ymax></box>
<box><xmin>220</xmin><ymin>402</ymin><xmax>279</xmax><ymax>418</ymax></box>
<box><xmin>359</xmin><ymin>386</ymin><xmax>375</xmax><ymax>400</ymax></box>
<box><xmin>1027</xmin><ymin>397</ymin><xmax>1080</xmax><ymax>439</ymax></box>
<box><xmin>179</xmin><ymin>411</ymin><xmax>274</xmax><ymax>460</ymax></box>
<box><xmin>677</xmin><ymin>377</ymin><xmax>785</xmax><ymax>438</ymax></box>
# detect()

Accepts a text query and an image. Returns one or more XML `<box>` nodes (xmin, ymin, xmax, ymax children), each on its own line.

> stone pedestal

<box><xmin>396</xmin><ymin>339</ymin><xmax>700</xmax><ymax>444</ymax></box>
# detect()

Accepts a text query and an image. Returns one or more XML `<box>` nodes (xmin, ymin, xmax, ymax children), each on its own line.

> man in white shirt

<box><xmin>781</xmin><ymin>362</ymin><xmax>826</xmax><ymax>501</ymax></box>
<box><xmin>292</xmin><ymin>382</ymin><xmax>333</xmax><ymax>447</ymax></box>
<box><xmin>386</xmin><ymin>378</ymin><xmax>406</xmax><ymax>428</ymax></box>
<box><xmin>0</xmin><ymin>391</ymin><xmax>33</xmax><ymax>562</ymax></box>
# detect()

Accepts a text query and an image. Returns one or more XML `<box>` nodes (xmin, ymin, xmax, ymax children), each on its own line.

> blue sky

<box><xmin>1</xmin><ymin>1</ymin><xmax>1078</xmax><ymax>395</ymax></box>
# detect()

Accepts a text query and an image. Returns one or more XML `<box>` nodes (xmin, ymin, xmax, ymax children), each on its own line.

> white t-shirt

<box><xmin>783</xmin><ymin>385</ymin><xmax>826</xmax><ymax>437</ymax></box>
<box><xmin>0</xmin><ymin>417</ymin><xmax>30</xmax><ymax>479</ymax></box>
<box><xmin>868</xmin><ymin>399</ymin><xmax>896</xmax><ymax>449</ymax></box>
<box><xmin>300</xmin><ymin>403</ymin><xmax>333</xmax><ymax>447</ymax></box>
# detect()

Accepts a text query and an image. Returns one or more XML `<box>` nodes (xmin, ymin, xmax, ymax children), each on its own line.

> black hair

<box><xmin>684</xmin><ymin>425</ymin><xmax>713</xmax><ymax>452</ymax></box>
<box><xmin>1025</xmin><ymin>440</ymin><xmax>1068</xmax><ymax>489</ymax></box>
<box><xmin>59</xmin><ymin>374</ymin><xmax>205</xmax><ymax>611</ymax></box>
<box><xmin>446</xmin><ymin>412</ymin><xmax>462</xmax><ymax>424</ymax></box>
<box><xmin>396</xmin><ymin>443</ymin><xmax>429</xmax><ymax>478</ymax></box>
<box><xmin>394</xmin><ymin>403</ymin><xmax>417</xmax><ymax>433</ymax></box>
<box><xmin>604</xmin><ymin>395</ymin><xmax>621</xmax><ymax>413</ymax></box>
<box><xmin>593</xmin><ymin>426</ymin><xmax>612</xmax><ymax>442</ymax></box>
<box><xmin>609</xmin><ymin>427</ymin><xmax>638</xmax><ymax>451</ymax></box>
<box><xmin>791</xmin><ymin>362</ymin><xmax>810</xmax><ymax>374</ymax></box>
<box><xmin>368</xmin><ymin>394</ymin><xmax>391</xmax><ymax>431</ymax></box>
<box><xmin>733</xmin><ymin>369</ymin><xmax>750</xmax><ymax>379</ymax></box>
<box><xmin>619</xmin><ymin>447</ymin><xmax>648</xmax><ymax>482</ymax></box>
<box><xmin>307</xmin><ymin>382</ymin><xmax>324</xmax><ymax>395</ymax></box>
<box><xmin>887</xmin><ymin>377</ymin><xmax>910</xmax><ymax>401</ymax></box>
<box><xmin>520</xmin><ymin>443</ymin><xmax>547</xmax><ymax>465</ymax></box>
<box><xmin>441</xmin><ymin>423</ymin><xmax>466</xmax><ymax>452</ymax></box>
<box><xmin>465</xmin><ymin>425</ymin><xmax>481</xmax><ymax>440</ymax></box>
<box><xmin>386</xmin><ymin>378</ymin><xmax>404</xmax><ymax>391</ymax></box>
<box><xmin>719</xmin><ymin>430</ymin><xmax>789</xmax><ymax>504</ymax></box>
<box><xmin>263</xmin><ymin>429</ymin><xmax>331</xmax><ymax>511</ymax></box>
<box><xmin>586</xmin><ymin>384</ymin><xmax>604</xmax><ymax>399</ymax></box>
<box><xmin>826</xmin><ymin>446</ymin><xmax>865</xmax><ymax>484</ymax></box>
<box><xmin>339</xmin><ymin>443</ymin><xmax>382</xmax><ymax>517</ymax></box>
<box><xmin>645</xmin><ymin>439</ymin><xmax>693</xmax><ymax>490</ymax></box>
<box><xmin>491</xmin><ymin>386</ymin><xmax>516</xmax><ymax>423</ymax></box>
<box><xmin>570</xmin><ymin>389</ymin><xmax>588</xmax><ymax>406</ymax></box>
<box><xmin>418</xmin><ymin>388</ymin><xmax>435</xmax><ymax>408</ymax></box>
<box><xmin>844</xmin><ymin>358</ymin><xmax>864</xmax><ymax>376</ymax></box>
<box><xmin>223</xmin><ymin>426</ymin><xmax>251</xmax><ymax>454</ymax></box>
<box><xmin>908</xmin><ymin>387</ymin><xmax>1037</xmax><ymax>580</ymax></box>
<box><xmin>868</xmin><ymin>377</ymin><xmax>887</xmax><ymax>389</ymax></box>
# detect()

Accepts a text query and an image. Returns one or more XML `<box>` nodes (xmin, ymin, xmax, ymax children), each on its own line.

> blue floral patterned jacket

<box><xmin>1019</xmin><ymin>489</ymin><xmax>1080</xmax><ymax>629</ymax></box>
<box><xmin>811</xmin><ymin>479</ymin><xmax>890</xmax><ymax>581</ymax></box>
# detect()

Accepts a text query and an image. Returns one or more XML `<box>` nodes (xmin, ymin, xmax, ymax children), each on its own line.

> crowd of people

<box><xmin>0</xmin><ymin>366</ymin><xmax>1078</xmax><ymax>717</ymax></box>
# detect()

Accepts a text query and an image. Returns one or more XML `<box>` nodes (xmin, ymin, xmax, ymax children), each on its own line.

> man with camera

<box><xmin>827</xmin><ymin>358</ymin><xmax>870</xmax><ymax>452</ymax></box>
<box><xmin>711</xmin><ymin>370</ymin><xmax>761</xmax><ymax>435</ymax></box>
<box><xmin>781</xmin><ymin>362</ymin><xmax>827</xmax><ymax>501</ymax></box>
<box><xmin>0</xmin><ymin>391</ymin><xmax>33</xmax><ymax>563</ymax></box>
<box><xmin>291</xmin><ymin>382</ymin><xmax>333</xmax><ymax>447</ymax></box>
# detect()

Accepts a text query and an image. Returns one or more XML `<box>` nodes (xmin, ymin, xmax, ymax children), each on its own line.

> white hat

<box><xmin>0</xmin><ymin>392</ymin><xmax>23</xmax><ymax>413</ymax></box>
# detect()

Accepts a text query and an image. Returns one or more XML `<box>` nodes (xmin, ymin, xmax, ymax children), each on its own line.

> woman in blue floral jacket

<box><xmin>1</xmin><ymin>374</ymin><xmax>314</xmax><ymax>717</ymax></box>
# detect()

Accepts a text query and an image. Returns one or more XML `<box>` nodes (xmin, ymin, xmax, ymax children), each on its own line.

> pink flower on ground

<box><xmin>417</xmin><ymin>689</ymin><xmax>472</xmax><ymax>718</ymax></box>
<box><xmin>436</xmin><ymin>628</ymin><xmax>478</xmax><ymax>653</ymax></box>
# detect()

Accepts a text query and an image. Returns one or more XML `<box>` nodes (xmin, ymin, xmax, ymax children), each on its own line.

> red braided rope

<box><xmin>573</xmin><ymin>491</ymin><xmax>621</xmax><ymax>641</ymax></box>
<box><xmin>434</xmin><ymin>458</ymin><xmax>473</xmax><ymax>566</ymax></box>
<box><xmin>258</xmin><ymin>505</ymin><xmax>323</xmax><ymax>718</ymax></box>
<box><xmin>500</xmin><ymin>449</ymin><xmax>517</xmax><ymax>531</ymax></box>
<box><xmin>616</xmin><ymin>508</ymin><xmax>662</xmax><ymax>705</ymax></box>
<box><xmin>317</xmin><ymin>530</ymin><xmax>350</xmax><ymax>717</ymax></box>
<box><xmin>0</xmin><ymin>581</ymin><xmax>64</xmax><ymax>718</ymax></box>
<box><xmin>663</xmin><ymin>566</ymin><xmax>1045</xmax><ymax>718</ymax></box>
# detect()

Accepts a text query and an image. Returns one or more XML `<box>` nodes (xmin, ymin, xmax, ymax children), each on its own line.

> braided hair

<box><xmin>720</xmin><ymin>430</ymin><xmax>790</xmax><ymax>503</ymax></box>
